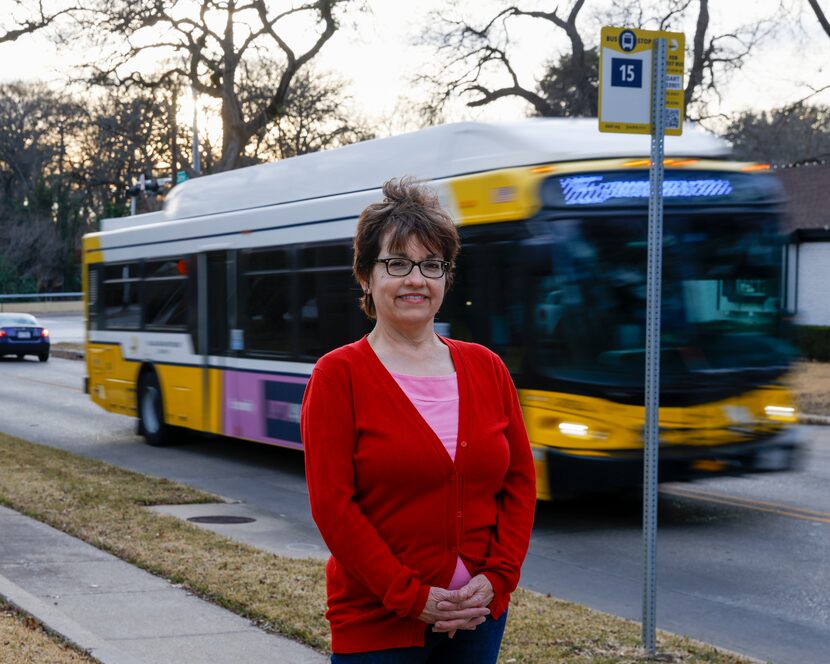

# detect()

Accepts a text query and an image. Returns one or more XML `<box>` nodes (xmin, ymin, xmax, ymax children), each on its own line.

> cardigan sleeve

<box><xmin>301</xmin><ymin>365</ymin><xmax>431</xmax><ymax>619</ymax></box>
<box><xmin>476</xmin><ymin>355</ymin><xmax>537</xmax><ymax>601</ymax></box>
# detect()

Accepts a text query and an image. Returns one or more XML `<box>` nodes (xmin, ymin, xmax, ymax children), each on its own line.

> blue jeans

<box><xmin>330</xmin><ymin>611</ymin><xmax>508</xmax><ymax>664</ymax></box>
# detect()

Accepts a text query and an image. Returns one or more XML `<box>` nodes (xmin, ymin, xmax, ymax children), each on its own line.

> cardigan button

<box><xmin>451</xmin><ymin>546</ymin><xmax>458</xmax><ymax>553</ymax></box>
<box><xmin>456</xmin><ymin>511</ymin><xmax>462</xmax><ymax>519</ymax></box>
<box><xmin>460</xmin><ymin>440</ymin><xmax>468</xmax><ymax>448</ymax></box>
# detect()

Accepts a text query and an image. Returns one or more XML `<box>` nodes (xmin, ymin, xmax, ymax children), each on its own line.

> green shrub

<box><xmin>795</xmin><ymin>325</ymin><xmax>830</xmax><ymax>362</ymax></box>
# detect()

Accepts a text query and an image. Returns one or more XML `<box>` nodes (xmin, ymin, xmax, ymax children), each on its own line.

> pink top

<box><xmin>391</xmin><ymin>371</ymin><xmax>472</xmax><ymax>591</ymax></box>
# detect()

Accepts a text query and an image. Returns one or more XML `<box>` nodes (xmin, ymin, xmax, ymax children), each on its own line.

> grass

<box><xmin>0</xmin><ymin>600</ymin><xmax>96</xmax><ymax>663</ymax></box>
<box><xmin>787</xmin><ymin>361</ymin><xmax>830</xmax><ymax>417</ymax></box>
<box><xmin>52</xmin><ymin>342</ymin><xmax>84</xmax><ymax>352</ymax></box>
<box><xmin>0</xmin><ymin>433</ymin><xmax>758</xmax><ymax>663</ymax></box>
<box><xmin>0</xmin><ymin>434</ymin><xmax>328</xmax><ymax>648</ymax></box>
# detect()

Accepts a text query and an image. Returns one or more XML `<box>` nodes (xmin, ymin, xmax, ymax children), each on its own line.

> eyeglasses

<box><xmin>375</xmin><ymin>258</ymin><xmax>451</xmax><ymax>279</ymax></box>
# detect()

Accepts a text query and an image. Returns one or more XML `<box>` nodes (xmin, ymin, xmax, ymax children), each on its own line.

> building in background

<box><xmin>778</xmin><ymin>162</ymin><xmax>830</xmax><ymax>359</ymax></box>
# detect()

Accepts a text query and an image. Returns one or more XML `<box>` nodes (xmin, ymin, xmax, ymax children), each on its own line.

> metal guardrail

<box><xmin>0</xmin><ymin>292</ymin><xmax>82</xmax><ymax>301</ymax></box>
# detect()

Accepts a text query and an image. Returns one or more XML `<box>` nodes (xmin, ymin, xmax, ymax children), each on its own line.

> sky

<box><xmin>1</xmin><ymin>0</ymin><xmax>828</xmax><ymax>135</ymax></box>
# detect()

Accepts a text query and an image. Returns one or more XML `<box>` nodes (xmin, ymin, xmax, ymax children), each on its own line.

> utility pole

<box><xmin>192</xmin><ymin>86</ymin><xmax>201</xmax><ymax>175</ymax></box>
<box><xmin>170</xmin><ymin>87</ymin><xmax>179</xmax><ymax>185</ymax></box>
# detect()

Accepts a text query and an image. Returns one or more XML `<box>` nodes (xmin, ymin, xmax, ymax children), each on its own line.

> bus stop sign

<box><xmin>599</xmin><ymin>26</ymin><xmax>685</xmax><ymax>135</ymax></box>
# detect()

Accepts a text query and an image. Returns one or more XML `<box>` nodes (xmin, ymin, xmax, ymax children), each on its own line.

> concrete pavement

<box><xmin>0</xmin><ymin>505</ymin><xmax>326</xmax><ymax>664</ymax></box>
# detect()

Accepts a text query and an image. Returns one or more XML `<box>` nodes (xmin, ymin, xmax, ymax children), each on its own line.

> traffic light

<box><xmin>126</xmin><ymin>177</ymin><xmax>166</xmax><ymax>197</ymax></box>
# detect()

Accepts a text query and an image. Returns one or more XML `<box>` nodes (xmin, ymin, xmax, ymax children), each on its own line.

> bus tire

<box><xmin>137</xmin><ymin>370</ymin><xmax>171</xmax><ymax>447</ymax></box>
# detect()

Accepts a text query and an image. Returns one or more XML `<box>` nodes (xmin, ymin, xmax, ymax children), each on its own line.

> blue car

<box><xmin>0</xmin><ymin>313</ymin><xmax>50</xmax><ymax>362</ymax></box>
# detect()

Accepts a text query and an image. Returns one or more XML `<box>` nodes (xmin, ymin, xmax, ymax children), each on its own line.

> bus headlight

<box><xmin>764</xmin><ymin>405</ymin><xmax>796</xmax><ymax>420</ymax></box>
<box><xmin>557</xmin><ymin>422</ymin><xmax>608</xmax><ymax>440</ymax></box>
<box><xmin>559</xmin><ymin>422</ymin><xmax>589</xmax><ymax>436</ymax></box>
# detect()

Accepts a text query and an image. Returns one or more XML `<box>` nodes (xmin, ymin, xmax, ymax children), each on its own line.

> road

<box><xmin>1</xmin><ymin>353</ymin><xmax>828</xmax><ymax>664</ymax></box>
<box><xmin>29</xmin><ymin>312</ymin><xmax>86</xmax><ymax>345</ymax></box>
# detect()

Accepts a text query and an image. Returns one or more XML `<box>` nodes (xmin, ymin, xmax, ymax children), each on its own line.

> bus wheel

<box><xmin>138</xmin><ymin>371</ymin><xmax>170</xmax><ymax>447</ymax></box>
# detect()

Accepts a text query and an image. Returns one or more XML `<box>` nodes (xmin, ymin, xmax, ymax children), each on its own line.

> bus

<box><xmin>83</xmin><ymin>119</ymin><xmax>801</xmax><ymax>500</ymax></box>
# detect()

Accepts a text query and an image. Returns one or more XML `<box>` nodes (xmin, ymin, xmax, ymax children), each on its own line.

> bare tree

<box><xmin>420</xmin><ymin>0</ymin><xmax>781</xmax><ymax>122</ymax></box>
<box><xmin>0</xmin><ymin>82</ymin><xmax>177</xmax><ymax>291</ymax></box>
<box><xmin>79</xmin><ymin>0</ymin><xmax>361</xmax><ymax>172</ymax></box>
<box><xmin>673</xmin><ymin>0</ymin><xmax>778</xmax><ymax>117</ymax></box>
<box><xmin>77</xmin><ymin>87</ymin><xmax>176</xmax><ymax>216</ymax></box>
<box><xmin>0</xmin><ymin>83</ymin><xmax>59</xmax><ymax>201</ymax></box>
<box><xmin>418</xmin><ymin>1</ymin><xmax>592</xmax><ymax>119</ymax></box>
<box><xmin>0</xmin><ymin>1</ymin><xmax>76</xmax><ymax>44</ymax></box>
<box><xmin>245</xmin><ymin>66</ymin><xmax>374</xmax><ymax>161</ymax></box>
<box><xmin>0</xmin><ymin>83</ymin><xmax>80</xmax><ymax>291</ymax></box>
<box><xmin>0</xmin><ymin>216</ymin><xmax>65</xmax><ymax>292</ymax></box>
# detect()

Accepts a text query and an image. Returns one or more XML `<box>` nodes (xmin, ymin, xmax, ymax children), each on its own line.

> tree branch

<box><xmin>807</xmin><ymin>0</ymin><xmax>830</xmax><ymax>39</ymax></box>
<box><xmin>465</xmin><ymin>84</ymin><xmax>554</xmax><ymax>115</ymax></box>
<box><xmin>247</xmin><ymin>1</ymin><xmax>340</xmax><ymax>139</ymax></box>
<box><xmin>0</xmin><ymin>5</ymin><xmax>76</xmax><ymax>43</ymax></box>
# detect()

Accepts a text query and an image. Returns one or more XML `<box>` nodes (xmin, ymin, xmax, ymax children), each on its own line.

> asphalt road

<box><xmin>1</xmin><ymin>353</ymin><xmax>828</xmax><ymax>664</ymax></box>
<box><xmin>19</xmin><ymin>311</ymin><xmax>86</xmax><ymax>345</ymax></box>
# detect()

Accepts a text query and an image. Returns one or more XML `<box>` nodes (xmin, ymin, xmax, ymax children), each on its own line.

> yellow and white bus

<box><xmin>83</xmin><ymin>119</ymin><xmax>800</xmax><ymax>500</ymax></box>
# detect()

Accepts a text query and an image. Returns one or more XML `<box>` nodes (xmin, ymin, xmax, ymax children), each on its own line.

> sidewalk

<box><xmin>0</xmin><ymin>505</ymin><xmax>325</xmax><ymax>664</ymax></box>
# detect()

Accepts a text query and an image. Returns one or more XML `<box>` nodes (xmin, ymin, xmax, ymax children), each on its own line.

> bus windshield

<box><xmin>528</xmin><ymin>212</ymin><xmax>796</xmax><ymax>394</ymax></box>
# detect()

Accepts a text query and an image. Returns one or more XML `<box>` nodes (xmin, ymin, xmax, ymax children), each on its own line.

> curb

<box><xmin>0</xmin><ymin>574</ymin><xmax>143</xmax><ymax>664</ymax></box>
<box><xmin>50</xmin><ymin>348</ymin><xmax>85</xmax><ymax>361</ymax></box>
<box><xmin>799</xmin><ymin>413</ymin><xmax>830</xmax><ymax>425</ymax></box>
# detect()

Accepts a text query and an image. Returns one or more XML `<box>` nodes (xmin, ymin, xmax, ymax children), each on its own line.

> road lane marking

<box><xmin>661</xmin><ymin>486</ymin><xmax>830</xmax><ymax>524</ymax></box>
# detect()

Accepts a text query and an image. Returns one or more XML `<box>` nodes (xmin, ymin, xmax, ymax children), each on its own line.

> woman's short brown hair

<box><xmin>353</xmin><ymin>177</ymin><xmax>460</xmax><ymax>319</ymax></box>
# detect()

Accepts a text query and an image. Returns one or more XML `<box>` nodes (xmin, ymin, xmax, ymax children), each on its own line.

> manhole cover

<box><xmin>187</xmin><ymin>516</ymin><xmax>256</xmax><ymax>525</ymax></box>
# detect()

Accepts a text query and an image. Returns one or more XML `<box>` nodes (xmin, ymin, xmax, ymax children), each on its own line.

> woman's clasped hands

<box><xmin>419</xmin><ymin>574</ymin><xmax>494</xmax><ymax>638</ymax></box>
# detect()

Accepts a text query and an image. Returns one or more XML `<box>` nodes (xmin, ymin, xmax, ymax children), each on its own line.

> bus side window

<box><xmin>101</xmin><ymin>262</ymin><xmax>141</xmax><ymax>330</ymax></box>
<box><xmin>442</xmin><ymin>236</ymin><xmax>526</xmax><ymax>373</ymax></box>
<box><xmin>239</xmin><ymin>248</ymin><xmax>292</xmax><ymax>356</ymax></box>
<box><xmin>143</xmin><ymin>258</ymin><xmax>189</xmax><ymax>330</ymax></box>
<box><xmin>297</xmin><ymin>242</ymin><xmax>367</xmax><ymax>359</ymax></box>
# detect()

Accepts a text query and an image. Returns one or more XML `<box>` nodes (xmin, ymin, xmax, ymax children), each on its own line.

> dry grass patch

<box><xmin>0</xmin><ymin>433</ymin><xmax>755</xmax><ymax>662</ymax></box>
<box><xmin>52</xmin><ymin>342</ymin><xmax>84</xmax><ymax>352</ymax></box>
<box><xmin>0</xmin><ymin>433</ymin><xmax>328</xmax><ymax>648</ymax></box>
<box><xmin>501</xmin><ymin>589</ymin><xmax>752</xmax><ymax>663</ymax></box>
<box><xmin>52</xmin><ymin>341</ymin><xmax>84</xmax><ymax>351</ymax></box>
<box><xmin>787</xmin><ymin>361</ymin><xmax>830</xmax><ymax>416</ymax></box>
<box><xmin>0</xmin><ymin>601</ymin><xmax>96</xmax><ymax>663</ymax></box>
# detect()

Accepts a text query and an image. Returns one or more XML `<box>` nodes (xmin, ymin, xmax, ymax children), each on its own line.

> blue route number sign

<box><xmin>611</xmin><ymin>57</ymin><xmax>642</xmax><ymax>88</ymax></box>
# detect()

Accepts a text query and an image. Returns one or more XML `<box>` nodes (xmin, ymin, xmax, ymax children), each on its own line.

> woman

<box><xmin>301</xmin><ymin>177</ymin><xmax>536</xmax><ymax>663</ymax></box>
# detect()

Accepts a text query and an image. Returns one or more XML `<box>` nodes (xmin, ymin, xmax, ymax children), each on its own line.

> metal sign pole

<box><xmin>642</xmin><ymin>35</ymin><xmax>667</xmax><ymax>656</ymax></box>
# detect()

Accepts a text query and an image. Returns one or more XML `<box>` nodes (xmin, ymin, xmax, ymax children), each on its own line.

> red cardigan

<box><xmin>301</xmin><ymin>336</ymin><xmax>536</xmax><ymax>654</ymax></box>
